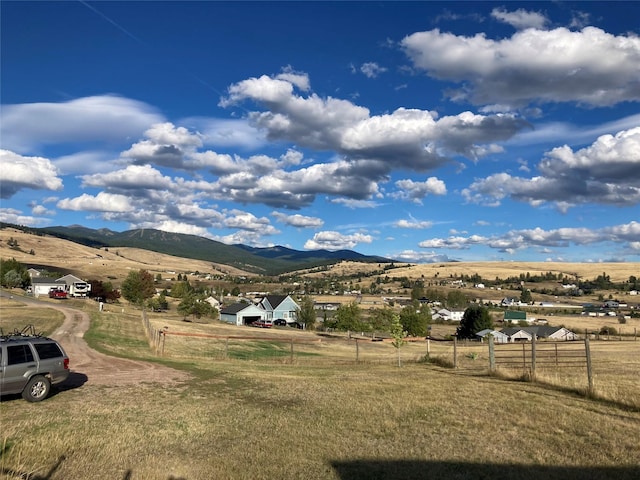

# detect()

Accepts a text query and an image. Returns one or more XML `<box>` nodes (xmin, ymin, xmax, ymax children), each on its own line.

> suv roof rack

<box><xmin>0</xmin><ymin>324</ymin><xmax>45</xmax><ymax>340</ymax></box>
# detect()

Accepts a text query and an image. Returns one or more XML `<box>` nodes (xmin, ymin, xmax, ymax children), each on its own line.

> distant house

<box><xmin>31</xmin><ymin>277</ymin><xmax>66</xmax><ymax>298</ymax></box>
<box><xmin>257</xmin><ymin>295</ymin><xmax>299</xmax><ymax>323</ymax></box>
<box><xmin>500</xmin><ymin>326</ymin><xmax>578</xmax><ymax>342</ymax></box>
<box><xmin>522</xmin><ymin>326</ymin><xmax>578</xmax><ymax>341</ymax></box>
<box><xmin>57</xmin><ymin>274</ymin><xmax>91</xmax><ymax>297</ymax></box>
<box><xmin>500</xmin><ymin>327</ymin><xmax>534</xmax><ymax>342</ymax></box>
<box><xmin>433</xmin><ymin>308</ymin><xmax>464</xmax><ymax>322</ymax></box>
<box><xmin>204</xmin><ymin>296</ymin><xmax>221</xmax><ymax>309</ymax></box>
<box><xmin>220</xmin><ymin>302</ymin><xmax>266</xmax><ymax>326</ymax></box>
<box><xmin>476</xmin><ymin>329</ymin><xmax>509</xmax><ymax>344</ymax></box>
<box><xmin>501</xmin><ymin>298</ymin><xmax>518</xmax><ymax>307</ymax></box>
<box><xmin>27</xmin><ymin>268</ymin><xmax>41</xmax><ymax>278</ymax></box>
<box><xmin>504</xmin><ymin>310</ymin><xmax>527</xmax><ymax>324</ymax></box>
<box><xmin>220</xmin><ymin>295</ymin><xmax>300</xmax><ymax>326</ymax></box>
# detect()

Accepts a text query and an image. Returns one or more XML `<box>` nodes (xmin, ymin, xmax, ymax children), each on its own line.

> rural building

<box><xmin>220</xmin><ymin>302</ymin><xmax>266</xmax><ymax>326</ymax></box>
<box><xmin>500</xmin><ymin>327</ymin><xmax>534</xmax><ymax>342</ymax></box>
<box><xmin>503</xmin><ymin>310</ymin><xmax>527</xmax><ymax>324</ymax></box>
<box><xmin>57</xmin><ymin>274</ymin><xmax>91</xmax><ymax>297</ymax></box>
<box><xmin>204</xmin><ymin>296</ymin><xmax>221</xmax><ymax>309</ymax></box>
<box><xmin>30</xmin><ymin>277</ymin><xmax>67</xmax><ymax>298</ymax></box>
<box><xmin>521</xmin><ymin>326</ymin><xmax>578</xmax><ymax>341</ymax></box>
<box><xmin>500</xmin><ymin>326</ymin><xmax>578</xmax><ymax>342</ymax></box>
<box><xmin>257</xmin><ymin>295</ymin><xmax>299</xmax><ymax>323</ymax></box>
<box><xmin>220</xmin><ymin>295</ymin><xmax>300</xmax><ymax>326</ymax></box>
<box><xmin>476</xmin><ymin>329</ymin><xmax>509</xmax><ymax>343</ymax></box>
<box><xmin>433</xmin><ymin>308</ymin><xmax>464</xmax><ymax>322</ymax></box>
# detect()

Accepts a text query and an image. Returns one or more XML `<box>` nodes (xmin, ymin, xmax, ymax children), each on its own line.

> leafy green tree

<box><xmin>0</xmin><ymin>258</ymin><xmax>30</xmax><ymax>288</ymax></box>
<box><xmin>456</xmin><ymin>305</ymin><xmax>493</xmax><ymax>339</ymax></box>
<box><xmin>390</xmin><ymin>313</ymin><xmax>407</xmax><ymax>367</ymax></box>
<box><xmin>170</xmin><ymin>280</ymin><xmax>192</xmax><ymax>298</ymax></box>
<box><xmin>177</xmin><ymin>294</ymin><xmax>217</xmax><ymax>321</ymax></box>
<box><xmin>446</xmin><ymin>290</ymin><xmax>468</xmax><ymax>309</ymax></box>
<box><xmin>329</xmin><ymin>302</ymin><xmax>364</xmax><ymax>332</ymax></box>
<box><xmin>369</xmin><ymin>307</ymin><xmax>395</xmax><ymax>332</ymax></box>
<box><xmin>121</xmin><ymin>269</ymin><xmax>155</xmax><ymax>307</ymax></box>
<box><xmin>148</xmin><ymin>292</ymin><xmax>168</xmax><ymax>312</ymax></box>
<box><xmin>411</xmin><ymin>282</ymin><xmax>425</xmax><ymax>301</ymax></box>
<box><xmin>296</xmin><ymin>295</ymin><xmax>316</xmax><ymax>330</ymax></box>
<box><xmin>399</xmin><ymin>302</ymin><xmax>430</xmax><ymax>337</ymax></box>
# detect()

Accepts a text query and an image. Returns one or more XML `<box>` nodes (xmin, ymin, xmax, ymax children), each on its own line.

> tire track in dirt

<box><xmin>3</xmin><ymin>293</ymin><xmax>190</xmax><ymax>386</ymax></box>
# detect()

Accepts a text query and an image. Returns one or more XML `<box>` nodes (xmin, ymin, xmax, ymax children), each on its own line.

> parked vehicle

<box><xmin>273</xmin><ymin>319</ymin><xmax>287</xmax><ymax>326</ymax></box>
<box><xmin>0</xmin><ymin>326</ymin><xmax>70</xmax><ymax>402</ymax></box>
<box><xmin>48</xmin><ymin>288</ymin><xmax>67</xmax><ymax>299</ymax></box>
<box><xmin>250</xmin><ymin>320</ymin><xmax>273</xmax><ymax>328</ymax></box>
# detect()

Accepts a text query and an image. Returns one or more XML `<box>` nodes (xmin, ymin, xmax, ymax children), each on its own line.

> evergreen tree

<box><xmin>456</xmin><ymin>305</ymin><xmax>493</xmax><ymax>339</ymax></box>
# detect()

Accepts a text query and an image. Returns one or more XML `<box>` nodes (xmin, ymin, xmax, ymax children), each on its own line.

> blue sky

<box><xmin>2</xmin><ymin>1</ymin><xmax>639</xmax><ymax>263</ymax></box>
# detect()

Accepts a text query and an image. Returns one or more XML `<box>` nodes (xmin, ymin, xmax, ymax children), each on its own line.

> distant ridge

<box><xmin>0</xmin><ymin>223</ymin><xmax>394</xmax><ymax>276</ymax></box>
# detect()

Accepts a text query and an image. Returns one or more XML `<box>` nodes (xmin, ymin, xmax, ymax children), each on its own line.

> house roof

<box><xmin>504</xmin><ymin>310</ymin><xmax>526</xmax><ymax>320</ymax></box>
<box><xmin>220</xmin><ymin>302</ymin><xmax>254</xmax><ymax>314</ymax></box>
<box><xmin>31</xmin><ymin>277</ymin><xmax>65</xmax><ymax>285</ymax></box>
<box><xmin>260</xmin><ymin>295</ymin><xmax>288</xmax><ymax>310</ymax></box>
<box><xmin>58</xmin><ymin>274</ymin><xmax>85</xmax><ymax>283</ymax></box>
<box><xmin>500</xmin><ymin>327</ymin><xmax>533</xmax><ymax>337</ymax></box>
<box><xmin>476</xmin><ymin>329</ymin><xmax>508</xmax><ymax>338</ymax></box>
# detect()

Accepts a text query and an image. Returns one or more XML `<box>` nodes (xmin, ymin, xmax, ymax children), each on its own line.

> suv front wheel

<box><xmin>22</xmin><ymin>375</ymin><xmax>51</xmax><ymax>402</ymax></box>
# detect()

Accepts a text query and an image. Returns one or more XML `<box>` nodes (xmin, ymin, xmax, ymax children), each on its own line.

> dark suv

<box><xmin>1</xmin><ymin>330</ymin><xmax>70</xmax><ymax>402</ymax></box>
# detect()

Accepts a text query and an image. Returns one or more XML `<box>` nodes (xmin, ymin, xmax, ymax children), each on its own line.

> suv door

<box><xmin>0</xmin><ymin>343</ymin><xmax>37</xmax><ymax>395</ymax></box>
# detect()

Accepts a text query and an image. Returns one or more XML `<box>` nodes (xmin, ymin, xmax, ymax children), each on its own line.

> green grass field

<box><xmin>1</xmin><ymin>301</ymin><xmax>639</xmax><ymax>480</ymax></box>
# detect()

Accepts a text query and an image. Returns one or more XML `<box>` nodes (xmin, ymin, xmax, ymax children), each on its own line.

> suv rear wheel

<box><xmin>22</xmin><ymin>375</ymin><xmax>51</xmax><ymax>402</ymax></box>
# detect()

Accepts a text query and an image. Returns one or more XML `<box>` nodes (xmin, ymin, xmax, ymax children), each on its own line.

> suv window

<box><xmin>7</xmin><ymin>344</ymin><xmax>35</xmax><ymax>365</ymax></box>
<box><xmin>33</xmin><ymin>342</ymin><xmax>64</xmax><ymax>360</ymax></box>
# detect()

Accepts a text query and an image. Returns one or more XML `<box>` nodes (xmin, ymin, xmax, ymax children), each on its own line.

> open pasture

<box><xmin>1</xmin><ymin>301</ymin><xmax>640</xmax><ymax>479</ymax></box>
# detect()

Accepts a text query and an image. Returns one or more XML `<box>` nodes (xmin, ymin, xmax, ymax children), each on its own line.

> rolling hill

<box><xmin>1</xmin><ymin>223</ymin><xmax>393</xmax><ymax>276</ymax></box>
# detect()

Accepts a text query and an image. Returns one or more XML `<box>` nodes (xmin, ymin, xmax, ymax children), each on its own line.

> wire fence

<box><xmin>141</xmin><ymin>312</ymin><xmax>640</xmax><ymax>404</ymax></box>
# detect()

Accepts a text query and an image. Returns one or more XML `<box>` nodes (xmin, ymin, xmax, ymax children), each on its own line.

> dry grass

<box><xmin>0</xmin><ymin>228</ymin><xmax>251</xmax><ymax>284</ymax></box>
<box><xmin>385</xmin><ymin>261</ymin><xmax>640</xmax><ymax>283</ymax></box>
<box><xmin>2</xmin><ymin>303</ymin><xmax>640</xmax><ymax>480</ymax></box>
<box><xmin>0</xmin><ymin>296</ymin><xmax>65</xmax><ymax>335</ymax></box>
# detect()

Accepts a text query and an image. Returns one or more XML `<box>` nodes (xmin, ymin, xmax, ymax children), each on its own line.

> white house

<box><xmin>57</xmin><ymin>274</ymin><xmax>91</xmax><ymax>297</ymax></box>
<box><xmin>476</xmin><ymin>329</ymin><xmax>509</xmax><ymax>344</ymax></box>
<box><xmin>30</xmin><ymin>277</ymin><xmax>67</xmax><ymax>298</ymax></box>
<box><xmin>433</xmin><ymin>308</ymin><xmax>464</xmax><ymax>322</ymax></box>
<box><xmin>500</xmin><ymin>328</ymin><xmax>534</xmax><ymax>342</ymax></box>
<box><xmin>205</xmin><ymin>296</ymin><xmax>221</xmax><ymax>309</ymax></box>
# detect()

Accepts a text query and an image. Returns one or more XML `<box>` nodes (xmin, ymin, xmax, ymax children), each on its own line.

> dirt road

<box><xmin>2</xmin><ymin>292</ymin><xmax>190</xmax><ymax>387</ymax></box>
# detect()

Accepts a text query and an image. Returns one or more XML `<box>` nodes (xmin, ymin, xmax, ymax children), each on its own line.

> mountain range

<box><xmin>1</xmin><ymin>223</ymin><xmax>394</xmax><ymax>276</ymax></box>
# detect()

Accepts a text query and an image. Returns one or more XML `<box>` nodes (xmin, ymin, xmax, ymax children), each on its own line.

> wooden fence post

<box><xmin>488</xmin><ymin>335</ymin><xmax>495</xmax><ymax>373</ymax></box>
<box><xmin>585</xmin><ymin>337</ymin><xmax>594</xmax><ymax>396</ymax></box>
<box><xmin>225</xmin><ymin>337</ymin><xmax>229</xmax><ymax>359</ymax></box>
<box><xmin>355</xmin><ymin>338</ymin><xmax>359</xmax><ymax>363</ymax></box>
<box><xmin>531</xmin><ymin>335</ymin><xmax>537</xmax><ymax>382</ymax></box>
<box><xmin>453</xmin><ymin>336</ymin><xmax>458</xmax><ymax>369</ymax></box>
<box><xmin>290</xmin><ymin>337</ymin><xmax>294</xmax><ymax>362</ymax></box>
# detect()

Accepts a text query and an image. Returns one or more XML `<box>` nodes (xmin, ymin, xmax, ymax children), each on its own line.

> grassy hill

<box><xmin>1</xmin><ymin>223</ymin><xmax>392</xmax><ymax>276</ymax></box>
